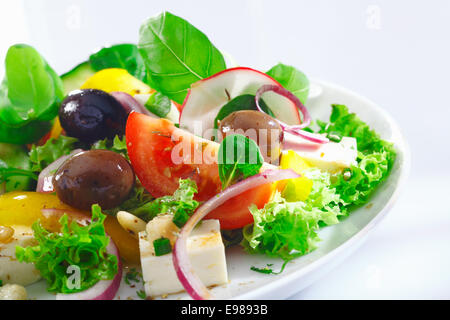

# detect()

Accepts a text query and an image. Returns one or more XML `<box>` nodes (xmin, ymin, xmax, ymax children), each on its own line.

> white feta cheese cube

<box><xmin>139</xmin><ymin>219</ymin><xmax>228</xmax><ymax>298</ymax></box>
<box><xmin>294</xmin><ymin>137</ymin><xmax>358</xmax><ymax>172</ymax></box>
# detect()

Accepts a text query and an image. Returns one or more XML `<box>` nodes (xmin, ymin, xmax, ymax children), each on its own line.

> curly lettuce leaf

<box><xmin>127</xmin><ymin>179</ymin><xmax>199</xmax><ymax>226</ymax></box>
<box><xmin>243</xmin><ymin>192</ymin><xmax>332</xmax><ymax>261</ymax></box>
<box><xmin>302</xmin><ymin>169</ymin><xmax>344</xmax><ymax>225</ymax></box>
<box><xmin>29</xmin><ymin>135</ymin><xmax>79</xmax><ymax>172</ymax></box>
<box><xmin>317</xmin><ymin>104</ymin><xmax>396</xmax><ymax>209</ymax></box>
<box><xmin>15</xmin><ymin>204</ymin><xmax>118</xmax><ymax>294</ymax></box>
<box><xmin>91</xmin><ymin>135</ymin><xmax>128</xmax><ymax>160</ymax></box>
<box><xmin>242</xmin><ymin>168</ymin><xmax>344</xmax><ymax>261</ymax></box>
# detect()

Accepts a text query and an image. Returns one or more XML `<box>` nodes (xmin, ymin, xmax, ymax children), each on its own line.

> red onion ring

<box><xmin>110</xmin><ymin>91</ymin><xmax>150</xmax><ymax>115</ymax></box>
<box><xmin>36</xmin><ymin>149</ymin><xmax>83</xmax><ymax>193</ymax></box>
<box><xmin>255</xmin><ymin>85</ymin><xmax>329</xmax><ymax>144</ymax></box>
<box><xmin>173</xmin><ymin>168</ymin><xmax>300</xmax><ymax>300</ymax></box>
<box><xmin>56</xmin><ymin>240</ymin><xmax>122</xmax><ymax>300</ymax></box>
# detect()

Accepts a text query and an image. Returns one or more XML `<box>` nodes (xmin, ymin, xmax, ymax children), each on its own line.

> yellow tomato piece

<box><xmin>0</xmin><ymin>192</ymin><xmax>139</xmax><ymax>264</ymax></box>
<box><xmin>81</xmin><ymin>68</ymin><xmax>152</xmax><ymax>96</ymax></box>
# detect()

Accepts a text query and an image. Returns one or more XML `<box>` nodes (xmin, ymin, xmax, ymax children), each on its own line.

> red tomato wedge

<box><xmin>125</xmin><ymin>112</ymin><xmax>276</xmax><ymax>229</ymax></box>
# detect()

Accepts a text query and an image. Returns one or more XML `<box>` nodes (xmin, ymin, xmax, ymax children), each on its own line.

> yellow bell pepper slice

<box><xmin>81</xmin><ymin>68</ymin><xmax>152</xmax><ymax>96</ymax></box>
<box><xmin>278</xmin><ymin>150</ymin><xmax>313</xmax><ymax>201</ymax></box>
<box><xmin>0</xmin><ymin>192</ymin><xmax>139</xmax><ymax>264</ymax></box>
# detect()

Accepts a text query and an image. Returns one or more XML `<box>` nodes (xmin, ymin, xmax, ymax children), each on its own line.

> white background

<box><xmin>0</xmin><ymin>0</ymin><xmax>449</xmax><ymax>299</ymax></box>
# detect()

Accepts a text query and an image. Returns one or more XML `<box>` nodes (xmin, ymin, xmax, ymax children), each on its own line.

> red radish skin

<box><xmin>179</xmin><ymin>67</ymin><xmax>302</xmax><ymax>136</ymax></box>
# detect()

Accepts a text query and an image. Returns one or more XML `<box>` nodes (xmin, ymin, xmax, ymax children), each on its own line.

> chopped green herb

<box><xmin>326</xmin><ymin>131</ymin><xmax>342</xmax><ymax>143</ymax></box>
<box><xmin>136</xmin><ymin>289</ymin><xmax>146</xmax><ymax>299</ymax></box>
<box><xmin>125</xmin><ymin>268</ymin><xmax>142</xmax><ymax>285</ymax></box>
<box><xmin>250</xmin><ymin>262</ymin><xmax>287</xmax><ymax>275</ymax></box>
<box><xmin>153</xmin><ymin>237</ymin><xmax>172</xmax><ymax>256</ymax></box>
<box><xmin>172</xmin><ymin>210</ymin><xmax>190</xmax><ymax>228</ymax></box>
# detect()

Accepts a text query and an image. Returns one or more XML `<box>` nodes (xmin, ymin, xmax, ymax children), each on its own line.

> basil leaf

<box><xmin>0</xmin><ymin>120</ymin><xmax>53</xmax><ymax>145</ymax></box>
<box><xmin>144</xmin><ymin>92</ymin><xmax>171</xmax><ymax>118</ymax></box>
<box><xmin>138</xmin><ymin>11</ymin><xmax>226</xmax><ymax>104</ymax></box>
<box><xmin>89</xmin><ymin>43</ymin><xmax>147</xmax><ymax>81</ymax></box>
<box><xmin>0</xmin><ymin>44</ymin><xmax>63</xmax><ymax>126</ymax></box>
<box><xmin>218</xmin><ymin>134</ymin><xmax>263</xmax><ymax>189</ymax></box>
<box><xmin>0</xmin><ymin>143</ymin><xmax>34</xmax><ymax>191</ymax></box>
<box><xmin>266</xmin><ymin>63</ymin><xmax>309</xmax><ymax>104</ymax></box>
<box><xmin>214</xmin><ymin>94</ymin><xmax>274</xmax><ymax>129</ymax></box>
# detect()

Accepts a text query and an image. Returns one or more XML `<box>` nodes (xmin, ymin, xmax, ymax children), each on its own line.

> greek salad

<box><xmin>0</xmin><ymin>11</ymin><xmax>396</xmax><ymax>300</ymax></box>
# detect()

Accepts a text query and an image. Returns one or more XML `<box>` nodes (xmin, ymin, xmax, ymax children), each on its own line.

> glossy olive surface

<box><xmin>218</xmin><ymin>110</ymin><xmax>283</xmax><ymax>164</ymax></box>
<box><xmin>59</xmin><ymin>89</ymin><xmax>128</xmax><ymax>143</ymax></box>
<box><xmin>53</xmin><ymin>150</ymin><xmax>135</xmax><ymax>210</ymax></box>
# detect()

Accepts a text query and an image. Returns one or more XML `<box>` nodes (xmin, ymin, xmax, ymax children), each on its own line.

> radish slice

<box><xmin>255</xmin><ymin>85</ymin><xmax>329</xmax><ymax>144</ymax></box>
<box><xmin>36</xmin><ymin>149</ymin><xmax>83</xmax><ymax>193</ymax></box>
<box><xmin>179</xmin><ymin>67</ymin><xmax>302</xmax><ymax>137</ymax></box>
<box><xmin>173</xmin><ymin>169</ymin><xmax>300</xmax><ymax>300</ymax></box>
<box><xmin>56</xmin><ymin>240</ymin><xmax>122</xmax><ymax>300</ymax></box>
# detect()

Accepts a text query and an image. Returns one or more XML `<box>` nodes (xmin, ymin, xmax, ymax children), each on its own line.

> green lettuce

<box><xmin>317</xmin><ymin>104</ymin><xmax>396</xmax><ymax>209</ymax></box>
<box><xmin>242</xmin><ymin>192</ymin><xmax>335</xmax><ymax>261</ymax></box>
<box><xmin>91</xmin><ymin>135</ymin><xmax>128</xmax><ymax>160</ymax></box>
<box><xmin>16</xmin><ymin>205</ymin><xmax>118</xmax><ymax>294</ymax></box>
<box><xmin>29</xmin><ymin>135</ymin><xmax>79</xmax><ymax>172</ymax></box>
<box><xmin>123</xmin><ymin>179</ymin><xmax>199</xmax><ymax>226</ymax></box>
<box><xmin>242</xmin><ymin>169</ymin><xmax>343</xmax><ymax>261</ymax></box>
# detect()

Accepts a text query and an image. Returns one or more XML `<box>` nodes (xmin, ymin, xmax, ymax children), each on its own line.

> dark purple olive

<box><xmin>59</xmin><ymin>89</ymin><xmax>128</xmax><ymax>143</ymax></box>
<box><xmin>53</xmin><ymin>149</ymin><xmax>135</xmax><ymax>211</ymax></box>
<box><xmin>218</xmin><ymin>110</ymin><xmax>283</xmax><ymax>164</ymax></box>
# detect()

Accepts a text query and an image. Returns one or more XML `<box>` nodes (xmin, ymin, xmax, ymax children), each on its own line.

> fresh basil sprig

<box><xmin>0</xmin><ymin>44</ymin><xmax>64</xmax><ymax>144</ymax></box>
<box><xmin>89</xmin><ymin>43</ymin><xmax>147</xmax><ymax>81</ymax></box>
<box><xmin>218</xmin><ymin>134</ymin><xmax>264</xmax><ymax>189</ymax></box>
<box><xmin>266</xmin><ymin>63</ymin><xmax>309</xmax><ymax>104</ymax></box>
<box><xmin>138</xmin><ymin>11</ymin><xmax>227</xmax><ymax>104</ymax></box>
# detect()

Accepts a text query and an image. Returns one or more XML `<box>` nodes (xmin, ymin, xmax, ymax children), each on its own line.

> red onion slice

<box><xmin>255</xmin><ymin>85</ymin><xmax>329</xmax><ymax>144</ymax></box>
<box><xmin>173</xmin><ymin>169</ymin><xmax>300</xmax><ymax>300</ymax></box>
<box><xmin>36</xmin><ymin>149</ymin><xmax>83</xmax><ymax>193</ymax></box>
<box><xmin>56</xmin><ymin>239</ymin><xmax>122</xmax><ymax>300</ymax></box>
<box><xmin>110</xmin><ymin>91</ymin><xmax>150</xmax><ymax>115</ymax></box>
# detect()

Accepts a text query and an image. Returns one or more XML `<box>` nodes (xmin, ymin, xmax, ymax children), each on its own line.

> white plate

<box><xmin>26</xmin><ymin>79</ymin><xmax>410</xmax><ymax>300</ymax></box>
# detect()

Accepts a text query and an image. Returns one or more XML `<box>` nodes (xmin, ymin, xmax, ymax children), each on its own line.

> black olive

<box><xmin>59</xmin><ymin>89</ymin><xmax>128</xmax><ymax>143</ymax></box>
<box><xmin>218</xmin><ymin>110</ymin><xmax>283</xmax><ymax>164</ymax></box>
<box><xmin>53</xmin><ymin>150</ymin><xmax>135</xmax><ymax>211</ymax></box>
